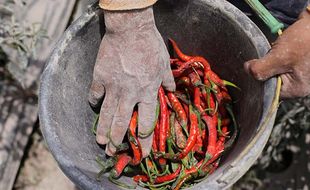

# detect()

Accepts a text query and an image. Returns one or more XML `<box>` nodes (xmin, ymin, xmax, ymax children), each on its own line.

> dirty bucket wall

<box><xmin>39</xmin><ymin>0</ymin><xmax>277</xmax><ymax>190</ymax></box>
<box><xmin>155</xmin><ymin>0</ymin><xmax>266</xmax><ymax>159</ymax></box>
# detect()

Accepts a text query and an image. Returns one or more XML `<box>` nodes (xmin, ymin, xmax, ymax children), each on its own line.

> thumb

<box><xmin>162</xmin><ymin>68</ymin><xmax>176</xmax><ymax>92</ymax></box>
<box><xmin>244</xmin><ymin>48</ymin><xmax>293</xmax><ymax>81</ymax></box>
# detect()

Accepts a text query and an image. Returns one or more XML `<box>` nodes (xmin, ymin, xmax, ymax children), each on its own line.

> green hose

<box><xmin>243</xmin><ymin>0</ymin><xmax>284</xmax><ymax>34</ymax></box>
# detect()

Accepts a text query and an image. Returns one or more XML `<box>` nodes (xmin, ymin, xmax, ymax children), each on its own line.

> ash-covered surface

<box><xmin>13</xmin><ymin>129</ymin><xmax>76</xmax><ymax>190</ymax></box>
<box><xmin>234</xmin><ymin>97</ymin><xmax>310</xmax><ymax>190</ymax></box>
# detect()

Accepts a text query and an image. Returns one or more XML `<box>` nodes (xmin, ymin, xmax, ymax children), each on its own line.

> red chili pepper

<box><xmin>133</xmin><ymin>175</ymin><xmax>149</xmax><ymax>183</ymax></box>
<box><xmin>192</xmin><ymin>88</ymin><xmax>203</xmax><ymax>152</ymax></box>
<box><xmin>170</xmin><ymin>40</ymin><xmax>213</xmax><ymax>75</ymax></box>
<box><xmin>182</xmin><ymin>103</ymin><xmax>190</xmax><ymax>132</ymax></box>
<box><xmin>182</xmin><ymin>104</ymin><xmax>199</xmax><ymax>159</ymax></box>
<box><xmin>200</xmin><ymin>87</ymin><xmax>209</xmax><ymax>110</ymax></box>
<box><xmin>152</xmin><ymin>136</ymin><xmax>158</xmax><ymax>154</ymax></box>
<box><xmin>174</xmin><ymin>156</ymin><xmax>219</xmax><ymax>190</ymax></box>
<box><xmin>190</xmin><ymin>56</ymin><xmax>211</xmax><ymax>72</ymax></box>
<box><xmin>146</xmin><ymin>158</ymin><xmax>155</xmax><ymax>170</ymax></box>
<box><xmin>216</xmin><ymin>126</ymin><xmax>228</xmax><ymax>150</ymax></box>
<box><xmin>193</xmin><ymin>135</ymin><xmax>203</xmax><ymax>152</ymax></box>
<box><xmin>193</xmin><ymin>87</ymin><xmax>217</xmax><ymax>156</ymax></box>
<box><xmin>152</xmin><ymin>136</ymin><xmax>158</xmax><ymax>152</ymax></box>
<box><xmin>214</xmin><ymin>89</ymin><xmax>224</xmax><ymax>105</ymax></box>
<box><xmin>167</xmin><ymin>92</ymin><xmax>187</xmax><ymax>128</ymax></box>
<box><xmin>174</xmin><ymin>91</ymin><xmax>190</xmax><ymax>105</ymax></box>
<box><xmin>154</xmin><ymin>165</ymin><xmax>182</xmax><ymax>183</ymax></box>
<box><xmin>127</xmin><ymin>111</ymin><xmax>142</xmax><ymax>166</ymax></box>
<box><xmin>207</xmin><ymin>116</ymin><xmax>218</xmax><ymax>156</ymax></box>
<box><xmin>201</xmin><ymin>129</ymin><xmax>227</xmax><ymax>169</ymax></box>
<box><xmin>173</xmin><ymin>174</ymin><xmax>192</xmax><ymax>190</ymax></box>
<box><xmin>152</xmin><ymin>122</ymin><xmax>160</xmax><ymax>153</ymax></box>
<box><xmin>197</xmin><ymin>70</ymin><xmax>204</xmax><ymax>77</ymax></box>
<box><xmin>201</xmin><ymin>126</ymin><xmax>207</xmax><ymax>149</ymax></box>
<box><xmin>110</xmin><ymin>153</ymin><xmax>132</xmax><ymax>178</ymax></box>
<box><xmin>185</xmin><ymin>159</ymin><xmax>204</xmax><ymax>175</ymax></box>
<box><xmin>165</xmin><ymin>95</ymin><xmax>172</xmax><ymax>109</ymax></box>
<box><xmin>158</xmin><ymin>87</ymin><xmax>168</xmax><ymax>166</ymax></box>
<box><xmin>166</xmin><ymin>110</ymin><xmax>171</xmax><ymax>142</ymax></box>
<box><xmin>133</xmin><ymin>165</ymin><xmax>183</xmax><ymax>185</ymax></box>
<box><xmin>172</xmin><ymin>60</ymin><xmax>185</xmax><ymax>68</ymax></box>
<box><xmin>170</xmin><ymin>58</ymin><xmax>179</xmax><ymax>64</ymax></box>
<box><xmin>182</xmin><ymin>102</ymin><xmax>189</xmax><ymax>118</ymax></box>
<box><xmin>205</xmin><ymin>70</ymin><xmax>224</xmax><ymax>86</ymax></box>
<box><xmin>172</xmin><ymin>58</ymin><xmax>204</xmax><ymax>78</ymax></box>
<box><xmin>200</xmin><ymin>99</ymin><xmax>207</xmax><ymax>111</ymax></box>
<box><xmin>200</xmin><ymin>86</ymin><xmax>217</xmax><ymax>115</ymax></box>
<box><xmin>221</xmin><ymin>118</ymin><xmax>231</xmax><ymax>127</ymax></box>
<box><xmin>209</xmin><ymin>92</ymin><xmax>217</xmax><ymax>115</ymax></box>
<box><xmin>169</xmin><ymin>39</ymin><xmax>192</xmax><ymax>62</ymax></box>
<box><xmin>219</xmin><ymin>104</ymin><xmax>228</xmax><ymax>118</ymax></box>
<box><xmin>166</xmin><ymin>105</ymin><xmax>198</xmax><ymax>160</ymax></box>
<box><xmin>221</xmin><ymin>89</ymin><xmax>232</xmax><ymax>102</ymax></box>
<box><xmin>189</xmin><ymin>72</ymin><xmax>202</xmax><ymax>86</ymax></box>
<box><xmin>204</xmin><ymin>78</ymin><xmax>212</xmax><ymax>89</ymax></box>
<box><xmin>193</xmin><ymin>126</ymin><xmax>203</xmax><ymax>152</ymax></box>
<box><xmin>213</xmin><ymin>87</ymin><xmax>232</xmax><ymax>107</ymax></box>
<box><xmin>176</xmin><ymin>77</ymin><xmax>191</xmax><ymax>87</ymax></box>
<box><xmin>193</xmin><ymin>87</ymin><xmax>201</xmax><ymax>106</ymax></box>
<box><xmin>209</xmin><ymin>159</ymin><xmax>220</xmax><ymax>174</ymax></box>
<box><xmin>174</xmin><ymin>119</ymin><xmax>186</xmax><ymax>149</ymax></box>
<box><xmin>199</xmin><ymin>159</ymin><xmax>220</xmax><ymax>177</ymax></box>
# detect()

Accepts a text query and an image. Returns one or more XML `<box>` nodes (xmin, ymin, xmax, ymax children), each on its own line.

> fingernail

<box><xmin>105</xmin><ymin>143</ymin><xmax>116</xmax><ymax>156</ymax></box>
<box><xmin>244</xmin><ymin>60</ymin><xmax>266</xmax><ymax>81</ymax></box>
<box><xmin>165</xmin><ymin>82</ymin><xmax>176</xmax><ymax>92</ymax></box>
<box><xmin>96</xmin><ymin>135</ymin><xmax>109</xmax><ymax>145</ymax></box>
<box><xmin>244</xmin><ymin>61</ymin><xmax>251</xmax><ymax>75</ymax></box>
<box><xmin>142</xmin><ymin>148</ymin><xmax>151</xmax><ymax>158</ymax></box>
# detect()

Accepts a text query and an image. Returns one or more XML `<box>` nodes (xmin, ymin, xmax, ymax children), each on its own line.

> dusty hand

<box><xmin>88</xmin><ymin>7</ymin><xmax>175</xmax><ymax>157</ymax></box>
<box><xmin>244</xmin><ymin>8</ymin><xmax>310</xmax><ymax>98</ymax></box>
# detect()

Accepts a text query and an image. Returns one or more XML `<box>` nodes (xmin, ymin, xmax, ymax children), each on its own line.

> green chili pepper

<box><xmin>224</xmin><ymin>104</ymin><xmax>238</xmax><ymax>150</ymax></box>
<box><xmin>92</xmin><ymin>114</ymin><xmax>99</xmax><ymax>135</ymax></box>
<box><xmin>96</xmin><ymin>156</ymin><xmax>116</xmax><ymax>180</ymax></box>
<box><xmin>108</xmin><ymin>175</ymin><xmax>137</xmax><ymax>189</ymax></box>
<box><xmin>139</xmin><ymin>101</ymin><xmax>160</xmax><ymax>138</ymax></box>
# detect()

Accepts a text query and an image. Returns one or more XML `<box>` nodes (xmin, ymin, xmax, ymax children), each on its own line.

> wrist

<box><xmin>104</xmin><ymin>6</ymin><xmax>155</xmax><ymax>34</ymax></box>
<box><xmin>99</xmin><ymin>0</ymin><xmax>157</xmax><ymax>11</ymax></box>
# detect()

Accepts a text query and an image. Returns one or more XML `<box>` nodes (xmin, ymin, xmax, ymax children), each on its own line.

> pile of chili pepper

<box><xmin>93</xmin><ymin>39</ymin><xmax>238</xmax><ymax>190</ymax></box>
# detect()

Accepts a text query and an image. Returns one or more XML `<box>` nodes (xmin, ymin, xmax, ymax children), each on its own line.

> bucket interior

<box><xmin>41</xmin><ymin>1</ymin><xmax>271</xmax><ymax>189</ymax></box>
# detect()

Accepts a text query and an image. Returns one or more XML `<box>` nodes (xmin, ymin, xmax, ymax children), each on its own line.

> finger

<box><xmin>139</xmin><ymin>132</ymin><xmax>154</xmax><ymax>158</ymax></box>
<box><xmin>280</xmin><ymin>74</ymin><xmax>295</xmax><ymax>99</ymax></box>
<box><xmin>280</xmin><ymin>74</ymin><xmax>310</xmax><ymax>99</ymax></box>
<box><xmin>244</xmin><ymin>47</ymin><xmax>293</xmax><ymax>81</ymax></box>
<box><xmin>88</xmin><ymin>80</ymin><xmax>105</xmax><ymax>107</ymax></box>
<box><xmin>107</xmin><ymin>95</ymin><xmax>136</xmax><ymax>156</ymax></box>
<box><xmin>138</xmin><ymin>100</ymin><xmax>158</xmax><ymax>136</ymax></box>
<box><xmin>96</xmin><ymin>87</ymin><xmax>119</xmax><ymax>145</ymax></box>
<box><xmin>105</xmin><ymin>142</ymin><xmax>116</xmax><ymax>157</ymax></box>
<box><xmin>162</xmin><ymin>65</ymin><xmax>176</xmax><ymax>92</ymax></box>
<box><xmin>138</xmin><ymin>99</ymin><xmax>158</xmax><ymax>158</ymax></box>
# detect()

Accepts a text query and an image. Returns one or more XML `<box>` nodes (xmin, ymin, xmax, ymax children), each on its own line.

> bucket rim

<box><xmin>39</xmin><ymin>1</ymin><xmax>279</xmax><ymax>189</ymax></box>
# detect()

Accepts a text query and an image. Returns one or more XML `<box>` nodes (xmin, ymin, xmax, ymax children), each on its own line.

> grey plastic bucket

<box><xmin>39</xmin><ymin>0</ymin><xmax>279</xmax><ymax>189</ymax></box>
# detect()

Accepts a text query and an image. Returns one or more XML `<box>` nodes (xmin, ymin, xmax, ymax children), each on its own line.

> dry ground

<box><xmin>13</xmin><ymin>129</ymin><xmax>76</xmax><ymax>190</ymax></box>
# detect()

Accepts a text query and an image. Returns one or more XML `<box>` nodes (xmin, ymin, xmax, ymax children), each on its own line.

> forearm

<box><xmin>99</xmin><ymin>0</ymin><xmax>157</xmax><ymax>10</ymax></box>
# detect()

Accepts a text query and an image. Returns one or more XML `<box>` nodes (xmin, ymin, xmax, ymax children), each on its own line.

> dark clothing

<box><xmin>230</xmin><ymin>0</ymin><xmax>309</xmax><ymax>26</ymax></box>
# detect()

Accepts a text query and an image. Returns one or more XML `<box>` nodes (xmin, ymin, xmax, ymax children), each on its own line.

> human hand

<box><xmin>88</xmin><ymin>7</ymin><xmax>175</xmax><ymax>157</ymax></box>
<box><xmin>244</xmin><ymin>8</ymin><xmax>310</xmax><ymax>98</ymax></box>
